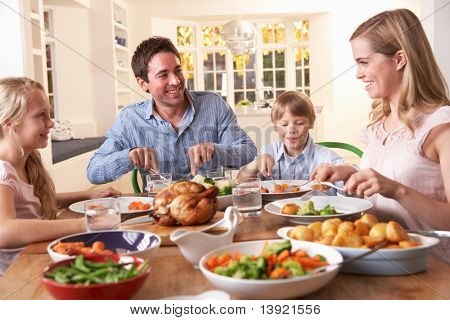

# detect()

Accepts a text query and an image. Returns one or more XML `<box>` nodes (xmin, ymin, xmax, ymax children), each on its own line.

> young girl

<box><xmin>310</xmin><ymin>9</ymin><xmax>450</xmax><ymax>261</ymax></box>
<box><xmin>0</xmin><ymin>77</ymin><xmax>121</xmax><ymax>275</ymax></box>
<box><xmin>238</xmin><ymin>91</ymin><xmax>343</xmax><ymax>181</ymax></box>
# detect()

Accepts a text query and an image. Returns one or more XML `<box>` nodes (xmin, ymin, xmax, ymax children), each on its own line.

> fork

<box><xmin>317</xmin><ymin>181</ymin><xmax>345</xmax><ymax>192</ymax></box>
<box><xmin>150</xmin><ymin>168</ymin><xmax>169</xmax><ymax>182</ymax></box>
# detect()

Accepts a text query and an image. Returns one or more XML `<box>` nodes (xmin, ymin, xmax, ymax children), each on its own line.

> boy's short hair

<box><xmin>271</xmin><ymin>91</ymin><xmax>316</xmax><ymax>125</ymax></box>
<box><xmin>131</xmin><ymin>36</ymin><xmax>181</xmax><ymax>82</ymax></box>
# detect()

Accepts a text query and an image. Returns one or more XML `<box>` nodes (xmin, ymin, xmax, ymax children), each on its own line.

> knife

<box><xmin>406</xmin><ymin>230</ymin><xmax>450</xmax><ymax>238</ymax></box>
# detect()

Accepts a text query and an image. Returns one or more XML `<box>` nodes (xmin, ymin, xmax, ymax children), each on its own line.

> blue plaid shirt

<box><xmin>259</xmin><ymin>136</ymin><xmax>344</xmax><ymax>180</ymax></box>
<box><xmin>87</xmin><ymin>91</ymin><xmax>257</xmax><ymax>183</ymax></box>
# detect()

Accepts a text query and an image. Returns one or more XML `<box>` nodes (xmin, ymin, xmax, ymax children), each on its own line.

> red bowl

<box><xmin>41</xmin><ymin>254</ymin><xmax>151</xmax><ymax>300</ymax></box>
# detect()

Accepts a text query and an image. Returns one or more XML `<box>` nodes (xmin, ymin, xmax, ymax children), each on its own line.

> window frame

<box><xmin>44</xmin><ymin>6</ymin><xmax>59</xmax><ymax>119</ymax></box>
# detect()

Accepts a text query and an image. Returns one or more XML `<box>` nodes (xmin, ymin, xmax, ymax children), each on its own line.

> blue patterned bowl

<box><xmin>47</xmin><ymin>230</ymin><xmax>160</xmax><ymax>262</ymax></box>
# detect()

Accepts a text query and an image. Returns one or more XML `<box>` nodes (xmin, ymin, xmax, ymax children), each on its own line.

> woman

<box><xmin>311</xmin><ymin>9</ymin><xmax>450</xmax><ymax>261</ymax></box>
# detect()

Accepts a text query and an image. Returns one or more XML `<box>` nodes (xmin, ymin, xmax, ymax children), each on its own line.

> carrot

<box><xmin>233</xmin><ymin>252</ymin><xmax>241</xmax><ymax>261</ymax></box>
<box><xmin>205</xmin><ymin>255</ymin><xmax>218</xmax><ymax>270</ymax></box>
<box><xmin>294</xmin><ymin>249</ymin><xmax>308</xmax><ymax>258</ymax></box>
<box><xmin>266</xmin><ymin>257</ymin><xmax>273</xmax><ymax>276</ymax></box>
<box><xmin>277</xmin><ymin>249</ymin><xmax>290</xmax><ymax>263</ymax></box>
<box><xmin>217</xmin><ymin>254</ymin><xmax>231</xmax><ymax>266</ymax></box>
<box><xmin>297</xmin><ymin>257</ymin><xmax>328</xmax><ymax>268</ymax></box>
<box><xmin>269</xmin><ymin>268</ymin><xmax>291</xmax><ymax>279</ymax></box>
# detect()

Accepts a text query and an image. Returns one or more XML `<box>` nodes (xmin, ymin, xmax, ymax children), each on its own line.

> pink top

<box><xmin>0</xmin><ymin>160</ymin><xmax>42</xmax><ymax>275</ymax></box>
<box><xmin>360</xmin><ymin>106</ymin><xmax>450</xmax><ymax>262</ymax></box>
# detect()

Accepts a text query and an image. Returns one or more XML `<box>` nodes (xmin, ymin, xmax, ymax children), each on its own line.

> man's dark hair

<box><xmin>131</xmin><ymin>36</ymin><xmax>181</xmax><ymax>82</ymax></box>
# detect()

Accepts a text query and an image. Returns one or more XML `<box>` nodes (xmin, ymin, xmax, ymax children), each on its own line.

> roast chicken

<box><xmin>152</xmin><ymin>181</ymin><xmax>219</xmax><ymax>226</ymax></box>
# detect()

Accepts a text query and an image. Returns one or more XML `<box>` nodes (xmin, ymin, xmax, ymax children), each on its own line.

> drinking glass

<box><xmin>232</xmin><ymin>178</ymin><xmax>262</xmax><ymax>218</ymax></box>
<box><xmin>206</xmin><ymin>167</ymin><xmax>224</xmax><ymax>181</ymax></box>
<box><xmin>85</xmin><ymin>198</ymin><xmax>121</xmax><ymax>231</ymax></box>
<box><xmin>146</xmin><ymin>173</ymin><xmax>172</xmax><ymax>194</ymax></box>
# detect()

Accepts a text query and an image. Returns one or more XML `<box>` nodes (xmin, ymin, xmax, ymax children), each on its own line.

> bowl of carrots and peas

<box><xmin>42</xmin><ymin>254</ymin><xmax>151</xmax><ymax>299</ymax></box>
<box><xmin>199</xmin><ymin>239</ymin><xmax>342</xmax><ymax>299</ymax></box>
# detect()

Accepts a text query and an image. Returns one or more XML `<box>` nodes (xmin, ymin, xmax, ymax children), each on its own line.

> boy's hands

<box><xmin>247</xmin><ymin>154</ymin><xmax>275</xmax><ymax>177</ymax></box>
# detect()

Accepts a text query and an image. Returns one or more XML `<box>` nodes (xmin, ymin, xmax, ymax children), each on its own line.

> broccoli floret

<box><xmin>297</xmin><ymin>200</ymin><xmax>317</xmax><ymax>215</ymax></box>
<box><xmin>218</xmin><ymin>185</ymin><xmax>232</xmax><ymax>196</ymax></box>
<box><xmin>319</xmin><ymin>204</ymin><xmax>337</xmax><ymax>216</ymax></box>
<box><xmin>281</xmin><ymin>260</ymin><xmax>305</xmax><ymax>276</ymax></box>
<box><xmin>204</xmin><ymin>177</ymin><xmax>214</xmax><ymax>185</ymax></box>
<box><xmin>262</xmin><ymin>240</ymin><xmax>292</xmax><ymax>256</ymax></box>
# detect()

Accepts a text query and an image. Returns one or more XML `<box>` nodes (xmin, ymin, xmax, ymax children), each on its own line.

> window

<box><xmin>175</xmin><ymin>18</ymin><xmax>310</xmax><ymax>105</ymax></box>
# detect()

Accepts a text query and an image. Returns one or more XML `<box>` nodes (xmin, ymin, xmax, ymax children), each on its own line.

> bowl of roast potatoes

<box><xmin>277</xmin><ymin>214</ymin><xmax>440</xmax><ymax>275</ymax></box>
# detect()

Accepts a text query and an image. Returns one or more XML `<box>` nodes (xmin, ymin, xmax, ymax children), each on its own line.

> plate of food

<box><xmin>264</xmin><ymin>196</ymin><xmax>373</xmax><ymax>224</ymax></box>
<box><xmin>276</xmin><ymin>214</ymin><xmax>440</xmax><ymax>275</ymax></box>
<box><xmin>69</xmin><ymin>197</ymin><xmax>153</xmax><ymax>216</ymax></box>
<box><xmin>260</xmin><ymin>179</ymin><xmax>312</xmax><ymax>201</ymax></box>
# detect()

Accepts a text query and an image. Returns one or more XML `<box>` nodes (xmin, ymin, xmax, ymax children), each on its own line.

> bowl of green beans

<box><xmin>41</xmin><ymin>254</ymin><xmax>151</xmax><ymax>299</ymax></box>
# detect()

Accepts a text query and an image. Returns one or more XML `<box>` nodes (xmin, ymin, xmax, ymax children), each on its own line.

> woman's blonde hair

<box><xmin>350</xmin><ymin>8</ymin><xmax>449</xmax><ymax>132</ymax></box>
<box><xmin>271</xmin><ymin>91</ymin><xmax>316</xmax><ymax>126</ymax></box>
<box><xmin>0</xmin><ymin>77</ymin><xmax>57</xmax><ymax>219</ymax></box>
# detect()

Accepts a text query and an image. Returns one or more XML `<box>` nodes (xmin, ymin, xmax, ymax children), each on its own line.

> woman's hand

<box><xmin>310</xmin><ymin>164</ymin><xmax>357</xmax><ymax>182</ymax></box>
<box><xmin>247</xmin><ymin>154</ymin><xmax>275</xmax><ymax>177</ymax></box>
<box><xmin>344</xmin><ymin>168</ymin><xmax>403</xmax><ymax>198</ymax></box>
<box><xmin>88</xmin><ymin>186</ymin><xmax>121</xmax><ymax>199</ymax></box>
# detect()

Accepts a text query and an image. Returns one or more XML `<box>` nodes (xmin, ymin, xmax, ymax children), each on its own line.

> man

<box><xmin>87</xmin><ymin>36</ymin><xmax>256</xmax><ymax>183</ymax></box>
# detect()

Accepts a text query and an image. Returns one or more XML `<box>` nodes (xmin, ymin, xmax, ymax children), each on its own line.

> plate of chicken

<box><xmin>151</xmin><ymin>181</ymin><xmax>219</xmax><ymax>226</ymax></box>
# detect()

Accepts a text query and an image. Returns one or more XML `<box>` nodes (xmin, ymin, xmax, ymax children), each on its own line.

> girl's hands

<box><xmin>88</xmin><ymin>186</ymin><xmax>121</xmax><ymax>199</ymax></box>
<box><xmin>246</xmin><ymin>154</ymin><xmax>275</xmax><ymax>177</ymax></box>
<box><xmin>344</xmin><ymin>168</ymin><xmax>403</xmax><ymax>199</ymax></box>
<box><xmin>310</xmin><ymin>164</ymin><xmax>357</xmax><ymax>182</ymax></box>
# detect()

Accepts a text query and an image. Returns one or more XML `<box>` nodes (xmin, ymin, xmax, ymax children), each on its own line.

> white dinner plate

<box><xmin>260</xmin><ymin>179</ymin><xmax>312</xmax><ymax>201</ymax></box>
<box><xmin>69</xmin><ymin>196</ymin><xmax>153</xmax><ymax>215</ymax></box>
<box><xmin>264</xmin><ymin>196</ymin><xmax>373</xmax><ymax>224</ymax></box>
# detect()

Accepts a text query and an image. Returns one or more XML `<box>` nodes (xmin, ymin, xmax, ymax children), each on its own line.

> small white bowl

<box><xmin>47</xmin><ymin>230</ymin><xmax>160</xmax><ymax>263</ymax></box>
<box><xmin>170</xmin><ymin>206</ymin><xmax>239</xmax><ymax>266</ymax></box>
<box><xmin>199</xmin><ymin>239</ymin><xmax>343</xmax><ymax>299</ymax></box>
<box><xmin>277</xmin><ymin>227</ymin><xmax>440</xmax><ymax>275</ymax></box>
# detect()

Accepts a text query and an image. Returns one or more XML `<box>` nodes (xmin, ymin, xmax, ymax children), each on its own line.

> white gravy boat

<box><xmin>170</xmin><ymin>206</ymin><xmax>239</xmax><ymax>266</ymax></box>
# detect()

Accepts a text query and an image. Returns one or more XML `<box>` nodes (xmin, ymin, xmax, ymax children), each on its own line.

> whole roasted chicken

<box><xmin>152</xmin><ymin>181</ymin><xmax>219</xmax><ymax>226</ymax></box>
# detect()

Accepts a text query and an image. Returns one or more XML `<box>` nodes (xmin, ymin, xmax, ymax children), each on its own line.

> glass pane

<box><xmin>246</xmin><ymin>71</ymin><xmax>256</xmax><ymax>89</ymax></box>
<box><xmin>275</xmin><ymin>70</ymin><xmax>285</xmax><ymax>88</ymax></box>
<box><xmin>276</xmin><ymin>90</ymin><xmax>284</xmax><ymax>98</ymax></box>
<box><xmin>275</xmin><ymin>50</ymin><xmax>285</xmax><ymax>68</ymax></box>
<box><xmin>263</xmin><ymin>70</ymin><xmax>273</xmax><ymax>87</ymax></box>
<box><xmin>202</xmin><ymin>26</ymin><xmax>213</xmax><ymax>46</ymax></box>
<box><xmin>303</xmin><ymin>48</ymin><xmax>310</xmax><ymax>66</ymax></box>
<box><xmin>49</xmin><ymin>95</ymin><xmax>54</xmax><ymax>118</ymax></box>
<box><xmin>245</xmin><ymin>54</ymin><xmax>255</xmax><ymax>69</ymax></box>
<box><xmin>234</xmin><ymin>92</ymin><xmax>244</xmax><ymax>104</ymax></box>
<box><xmin>180</xmin><ymin>52</ymin><xmax>195</xmax><ymax>72</ymax></box>
<box><xmin>187</xmin><ymin>78</ymin><xmax>194</xmax><ymax>90</ymax></box>
<box><xmin>213</xmin><ymin>26</ymin><xmax>225</xmax><ymax>46</ymax></box>
<box><xmin>305</xmin><ymin>68</ymin><xmax>310</xmax><ymax>87</ymax></box>
<box><xmin>44</xmin><ymin>11</ymin><xmax>50</xmax><ymax>32</ymax></box>
<box><xmin>294</xmin><ymin>48</ymin><xmax>302</xmax><ymax>67</ymax></box>
<box><xmin>177</xmin><ymin>26</ymin><xmax>194</xmax><ymax>46</ymax></box>
<box><xmin>274</xmin><ymin>24</ymin><xmax>286</xmax><ymax>43</ymax></box>
<box><xmin>246</xmin><ymin>91</ymin><xmax>255</xmax><ymax>102</ymax></box>
<box><xmin>305</xmin><ymin>89</ymin><xmax>310</xmax><ymax>96</ymax></box>
<box><xmin>234</xmin><ymin>72</ymin><xmax>244</xmax><ymax>89</ymax></box>
<box><xmin>46</xmin><ymin>45</ymin><xmax>51</xmax><ymax>68</ymax></box>
<box><xmin>215</xmin><ymin>52</ymin><xmax>226</xmax><ymax>70</ymax></box>
<box><xmin>296</xmin><ymin>69</ymin><xmax>303</xmax><ymax>87</ymax></box>
<box><xmin>205</xmin><ymin>73</ymin><xmax>214</xmax><ymax>90</ymax></box>
<box><xmin>262</xmin><ymin>50</ymin><xmax>273</xmax><ymax>68</ymax></box>
<box><xmin>233</xmin><ymin>55</ymin><xmax>244</xmax><ymax>71</ymax></box>
<box><xmin>47</xmin><ymin>70</ymin><xmax>53</xmax><ymax>92</ymax></box>
<box><xmin>293</xmin><ymin>20</ymin><xmax>309</xmax><ymax>42</ymax></box>
<box><xmin>215</xmin><ymin>73</ymin><xmax>223</xmax><ymax>91</ymax></box>
<box><xmin>261</xmin><ymin>24</ymin><xmax>273</xmax><ymax>44</ymax></box>
<box><xmin>203</xmin><ymin>53</ymin><xmax>213</xmax><ymax>71</ymax></box>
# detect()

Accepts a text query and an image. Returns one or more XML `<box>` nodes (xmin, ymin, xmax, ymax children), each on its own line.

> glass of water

<box><xmin>232</xmin><ymin>178</ymin><xmax>262</xmax><ymax>218</ymax></box>
<box><xmin>146</xmin><ymin>173</ymin><xmax>172</xmax><ymax>194</ymax></box>
<box><xmin>85</xmin><ymin>198</ymin><xmax>121</xmax><ymax>231</ymax></box>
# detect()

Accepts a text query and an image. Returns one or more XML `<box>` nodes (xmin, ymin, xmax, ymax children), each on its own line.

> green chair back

<box><xmin>316</xmin><ymin>141</ymin><xmax>363</xmax><ymax>158</ymax></box>
<box><xmin>131</xmin><ymin>169</ymin><xmax>141</xmax><ymax>193</ymax></box>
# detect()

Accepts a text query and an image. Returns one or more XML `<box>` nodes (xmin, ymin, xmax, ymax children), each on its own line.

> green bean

<box><xmin>74</xmin><ymin>255</ymin><xmax>90</xmax><ymax>273</ymax></box>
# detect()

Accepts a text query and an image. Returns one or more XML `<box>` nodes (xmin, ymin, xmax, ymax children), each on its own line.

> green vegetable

<box><xmin>262</xmin><ymin>240</ymin><xmax>292</xmax><ymax>256</ymax></box>
<box><xmin>45</xmin><ymin>255</ymin><xmax>149</xmax><ymax>286</ymax></box>
<box><xmin>297</xmin><ymin>201</ymin><xmax>338</xmax><ymax>216</ymax></box>
<box><xmin>218</xmin><ymin>186</ymin><xmax>232</xmax><ymax>196</ymax></box>
<box><xmin>281</xmin><ymin>260</ymin><xmax>305</xmax><ymax>276</ymax></box>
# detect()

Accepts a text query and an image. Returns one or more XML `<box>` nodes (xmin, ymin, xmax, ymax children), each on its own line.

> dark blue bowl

<box><xmin>47</xmin><ymin>230</ymin><xmax>160</xmax><ymax>262</ymax></box>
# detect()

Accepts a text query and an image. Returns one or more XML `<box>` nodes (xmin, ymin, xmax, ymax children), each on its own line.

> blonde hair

<box><xmin>350</xmin><ymin>9</ymin><xmax>449</xmax><ymax>132</ymax></box>
<box><xmin>271</xmin><ymin>91</ymin><xmax>316</xmax><ymax>125</ymax></box>
<box><xmin>0</xmin><ymin>77</ymin><xmax>57</xmax><ymax>219</ymax></box>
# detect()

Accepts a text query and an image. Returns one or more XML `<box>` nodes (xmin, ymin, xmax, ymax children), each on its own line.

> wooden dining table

<box><xmin>0</xmin><ymin>196</ymin><xmax>449</xmax><ymax>300</ymax></box>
